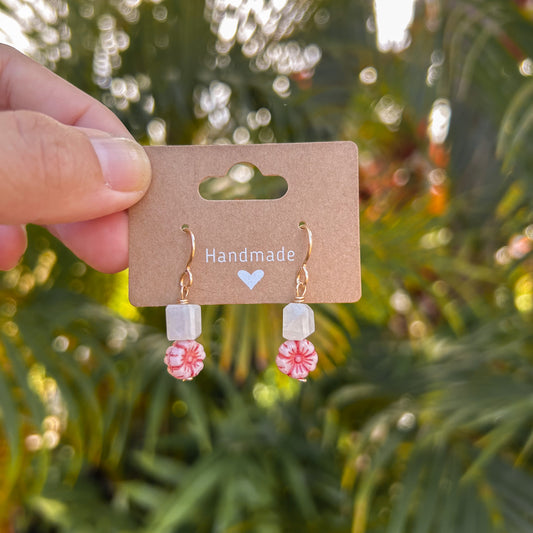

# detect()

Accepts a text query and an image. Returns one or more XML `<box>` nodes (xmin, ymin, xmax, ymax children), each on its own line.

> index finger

<box><xmin>0</xmin><ymin>44</ymin><xmax>131</xmax><ymax>137</ymax></box>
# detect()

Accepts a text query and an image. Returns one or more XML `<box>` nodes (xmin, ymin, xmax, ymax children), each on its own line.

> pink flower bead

<box><xmin>164</xmin><ymin>340</ymin><xmax>206</xmax><ymax>381</ymax></box>
<box><xmin>276</xmin><ymin>339</ymin><xmax>318</xmax><ymax>381</ymax></box>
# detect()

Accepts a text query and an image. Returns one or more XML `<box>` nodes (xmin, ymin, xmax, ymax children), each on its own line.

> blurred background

<box><xmin>1</xmin><ymin>0</ymin><xmax>533</xmax><ymax>531</ymax></box>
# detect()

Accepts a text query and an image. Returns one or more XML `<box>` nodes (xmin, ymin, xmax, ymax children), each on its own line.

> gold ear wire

<box><xmin>295</xmin><ymin>222</ymin><xmax>312</xmax><ymax>303</ymax></box>
<box><xmin>179</xmin><ymin>225</ymin><xmax>196</xmax><ymax>304</ymax></box>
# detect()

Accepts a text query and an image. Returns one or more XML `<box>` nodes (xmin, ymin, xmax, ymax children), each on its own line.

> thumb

<box><xmin>0</xmin><ymin>110</ymin><xmax>151</xmax><ymax>225</ymax></box>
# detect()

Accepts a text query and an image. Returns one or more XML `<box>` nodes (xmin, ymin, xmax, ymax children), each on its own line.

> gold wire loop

<box><xmin>295</xmin><ymin>222</ymin><xmax>312</xmax><ymax>302</ymax></box>
<box><xmin>179</xmin><ymin>226</ymin><xmax>195</xmax><ymax>304</ymax></box>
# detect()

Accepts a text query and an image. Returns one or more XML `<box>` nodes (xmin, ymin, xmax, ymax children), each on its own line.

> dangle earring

<box><xmin>276</xmin><ymin>222</ymin><xmax>318</xmax><ymax>382</ymax></box>
<box><xmin>164</xmin><ymin>225</ymin><xmax>206</xmax><ymax>381</ymax></box>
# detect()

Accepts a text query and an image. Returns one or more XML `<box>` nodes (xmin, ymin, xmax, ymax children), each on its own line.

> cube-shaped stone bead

<box><xmin>166</xmin><ymin>304</ymin><xmax>202</xmax><ymax>341</ymax></box>
<box><xmin>282</xmin><ymin>302</ymin><xmax>315</xmax><ymax>340</ymax></box>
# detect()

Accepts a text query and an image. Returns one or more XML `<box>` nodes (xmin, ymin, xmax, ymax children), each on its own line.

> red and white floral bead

<box><xmin>276</xmin><ymin>339</ymin><xmax>318</xmax><ymax>381</ymax></box>
<box><xmin>164</xmin><ymin>340</ymin><xmax>206</xmax><ymax>381</ymax></box>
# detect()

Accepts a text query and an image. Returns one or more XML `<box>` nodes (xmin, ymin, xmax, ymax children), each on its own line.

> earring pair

<box><xmin>163</xmin><ymin>223</ymin><xmax>318</xmax><ymax>381</ymax></box>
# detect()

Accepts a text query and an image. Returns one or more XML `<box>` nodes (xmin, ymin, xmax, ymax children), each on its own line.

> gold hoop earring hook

<box><xmin>179</xmin><ymin>225</ymin><xmax>195</xmax><ymax>303</ymax></box>
<box><xmin>295</xmin><ymin>222</ymin><xmax>312</xmax><ymax>302</ymax></box>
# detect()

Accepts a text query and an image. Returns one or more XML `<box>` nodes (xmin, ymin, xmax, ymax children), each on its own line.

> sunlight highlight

<box><xmin>0</xmin><ymin>10</ymin><xmax>34</xmax><ymax>54</ymax></box>
<box><xmin>0</xmin><ymin>1</ymin><xmax>70</xmax><ymax>67</ymax></box>
<box><xmin>373</xmin><ymin>0</ymin><xmax>416</xmax><ymax>53</ymax></box>
<box><xmin>428</xmin><ymin>98</ymin><xmax>451</xmax><ymax>144</ymax></box>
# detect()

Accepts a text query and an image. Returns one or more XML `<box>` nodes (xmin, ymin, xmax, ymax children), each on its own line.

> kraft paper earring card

<box><xmin>128</xmin><ymin>141</ymin><xmax>360</xmax><ymax>306</ymax></box>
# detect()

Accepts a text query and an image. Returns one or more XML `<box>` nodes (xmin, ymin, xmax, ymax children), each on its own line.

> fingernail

<box><xmin>89</xmin><ymin>137</ymin><xmax>151</xmax><ymax>192</ymax></box>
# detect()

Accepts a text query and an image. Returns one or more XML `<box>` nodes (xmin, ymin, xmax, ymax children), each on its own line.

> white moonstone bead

<box><xmin>166</xmin><ymin>304</ymin><xmax>202</xmax><ymax>341</ymax></box>
<box><xmin>282</xmin><ymin>302</ymin><xmax>315</xmax><ymax>340</ymax></box>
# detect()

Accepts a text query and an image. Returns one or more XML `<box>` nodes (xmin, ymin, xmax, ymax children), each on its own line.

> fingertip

<box><xmin>0</xmin><ymin>225</ymin><xmax>27</xmax><ymax>270</ymax></box>
<box><xmin>0</xmin><ymin>111</ymin><xmax>151</xmax><ymax>225</ymax></box>
<box><xmin>49</xmin><ymin>211</ymin><xmax>129</xmax><ymax>274</ymax></box>
<box><xmin>89</xmin><ymin>136</ymin><xmax>152</xmax><ymax>193</ymax></box>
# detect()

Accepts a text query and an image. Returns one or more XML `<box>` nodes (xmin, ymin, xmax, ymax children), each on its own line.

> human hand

<box><xmin>0</xmin><ymin>44</ymin><xmax>152</xmax><ymax>272</ymax></box>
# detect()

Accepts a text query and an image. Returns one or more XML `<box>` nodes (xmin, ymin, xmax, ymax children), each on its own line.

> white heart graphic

<box><xmin>238</xmin><ymin>269</ymin><xmax>265</xmax><ymax>290</ymax></box>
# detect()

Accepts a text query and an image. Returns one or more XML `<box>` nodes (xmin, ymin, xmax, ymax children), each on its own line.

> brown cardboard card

<box><xmin>129</xmin><ymin>142</ymin><xmax>360</xmax><ymax>306</ymax></box>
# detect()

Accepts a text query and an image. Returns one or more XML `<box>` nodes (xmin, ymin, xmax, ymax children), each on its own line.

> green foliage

<box><xmin>1</xmin><ymin>0</ymin><xmax>533</xmax><ymax>531</ymax></box>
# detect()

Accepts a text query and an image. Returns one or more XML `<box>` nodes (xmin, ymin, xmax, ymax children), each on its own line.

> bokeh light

<box><xmin>373</xmin><ymin>0</ymin><xmax>416</xmax><ymax>53</ymax></box>
<box><xmin>0</xmin><ymin>0</ymin><xmax>70</xmax><ymax>65</ymax></box>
